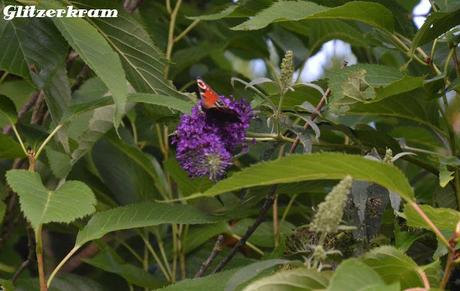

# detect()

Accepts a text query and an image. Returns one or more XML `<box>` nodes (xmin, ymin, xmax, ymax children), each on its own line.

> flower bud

<box><xmin>280</xmin><ymin>50</ymin><xmax>294</xmax><ymax>92</ymax></box>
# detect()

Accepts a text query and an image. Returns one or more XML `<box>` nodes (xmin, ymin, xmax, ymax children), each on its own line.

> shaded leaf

<box><xmin>0</xmin><ymin>133</ymin><xmax>26</xmax><ymax>159</ymax></box>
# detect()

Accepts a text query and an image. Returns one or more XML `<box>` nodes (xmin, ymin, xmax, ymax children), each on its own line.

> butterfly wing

<box><xmin>196</xmin><ymin>78</ymin><xmax>240</xmax><ymax>122</ymax></box>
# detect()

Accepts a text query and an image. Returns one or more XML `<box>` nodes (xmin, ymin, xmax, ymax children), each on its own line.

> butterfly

<box><xmin>197</xmin><ymin>78</ymin><xmax>240</xmax><ymax>123</ymax></box>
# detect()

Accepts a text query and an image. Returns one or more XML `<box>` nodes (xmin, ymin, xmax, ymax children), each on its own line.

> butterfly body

<box><xmin>197</xmin><ymin>78</ymin><xmax>240</xmax><ymax>122</ymax></box>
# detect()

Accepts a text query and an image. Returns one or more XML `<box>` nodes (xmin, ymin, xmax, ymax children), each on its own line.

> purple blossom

<box><xmin>173</xmin><ymin>96</ymin><xmax>253</xmax><ymax>180</ymax></box>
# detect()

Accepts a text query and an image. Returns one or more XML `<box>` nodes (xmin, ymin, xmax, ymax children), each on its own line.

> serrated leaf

<box><xmin>5</xmin><ymin>170</ymin><xmax>96</xmax><ymax>230</ymax></box>
<box><xmin>191</xmin><ymin>153</ymin><xmax>414</xmax><ymax>202</ymax></box>
<box><xmin>404</xmin><ymin>204</ymin><xmax>460</xmax><ymax>233</ymax></box>
<box><xmin>43</xmin><ymin>0</ymin><xmax>128</xmax><ymax>127</ymax></box>
<box><xmin>328</xmin><ymin>258</ymin><xmax>385</xmax><ymax>291</ymax></box>
<box><xmin>232</xmin><ymin>1</ymin><xmax>394</xmax><ymax>32</ymax></box>
<box><xmin>362</xmin><ymin>246</ymin><xmax>424</xmax><ymax>289</ymax></box>
<box><xmin>0</xmin><ymin>4</ymin><xmax>71</xmax><ymax>122</ymax></box>
<box><xmin>0</xmin><ymin>19</ymin><xmax>29</xmax><ymax>79</ymax></box>
<box><xmin>45</xmin><ymin>148</ymin><xmax>71</xmax><ymax>179</ymax></box>
<box><xmin>75</xmin><ymin>202</ymin><xmax>219</xmax><ymax>247</ymax></box>
<box><xmin>71</xmin><ymin>0</ymin><xmax>184</xmax><ymax>98</ymax></box>
<box><xmin>243</xmin><ymin>268</ymin><xmax>328</xmax><ymax>291</ymax></box>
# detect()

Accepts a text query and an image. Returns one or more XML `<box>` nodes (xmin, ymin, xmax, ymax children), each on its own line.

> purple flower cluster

<box><xmin>174</xmin><ymin>96</ymin><xmax>253</xmax><ymax>180</ymax></box>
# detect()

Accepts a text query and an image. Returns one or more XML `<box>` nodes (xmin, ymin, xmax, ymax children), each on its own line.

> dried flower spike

<box><xmin>310</xmin><ymin>176</ymin><xmax>353</xmax><ymax>234</ymax></box>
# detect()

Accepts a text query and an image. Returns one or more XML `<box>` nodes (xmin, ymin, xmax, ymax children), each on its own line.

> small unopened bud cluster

<box><xmin>280</xmin><ymin>50</ymin><xmax>294</xmax><ymax>93</ymax></box>
<box><xmin>383</xmin><ymin>148</ymin><xmax>393</xmax><ymax>164</ymax></box>
<box><xmin>310</xmin><ymin>176</ymin><xmax>353</xmax><ymax>234</ymax></box>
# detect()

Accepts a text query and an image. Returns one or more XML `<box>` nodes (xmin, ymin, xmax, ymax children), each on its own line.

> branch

<box><xmin>194</xmin><ymin>235</ymin><xmax>225</xmax><ymax>278</ymax></box>
<box><xmin>213</xmin><ymin>189</ymin><xmax>277</xmax><ymax>273</ymax></box>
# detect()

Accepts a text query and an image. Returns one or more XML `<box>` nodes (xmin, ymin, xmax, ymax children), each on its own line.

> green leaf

<box><xmin>0</xmin><ymin>94</ymin><xmax>18</xmax><ymax>124</ymax></box>
<box><xmin>128</xmin><ymin>93</ymin><xmax>193</xmax><ymax>114</ymax></box>
<box><xmin>45</xmin><ymin>148</ymin><xmax>71</xmax><ymax>179</ymax></box>
<box><xmin>71</xmin><ymin>0</ymin><xmax>184</xmax><ymax>98</ymax></box>
<box><xmin>328</xmin><ymin>258</ymin><xmax>385</xmax><ymax>291</ymax></box>
<box><xmin>242</xmin><ymin>268</ymin><xmax>329</xmax><ymax>291</ymax></box>
<box><xmin>283</xmin><ymin>20</ymin><xmax>371</xmax><ymax>53</ymax></box>
<box><xmin>188</xmin><ymin>5</ymin><xmax>239</xmax><ymax>20</ymax></box>
<box><xmin>362</xmin><ymin>246</ymin><xmax>424</xmax><ymax>289</ymax></box>
<box><xmin>43</xmin><ymin>0</ymin><xmax>128</xmax><ymax>127</ymax></box>
<box><xmin>411</xmin><ymin>8</ymin><xmax>460</xmax><ymax>53</ymax></box>
<box><xmin>0</xmin><ymin>20</ymin><xmax>29</xmax><ymax>79</ymax></box>
<box><xmin>92</xmin><ymin>136</ymin><xmax>168</xmax><ymax>203</ymax></box>
<box><xmin>83</xmin><ymin>248</ymin><xmax>162</xmax><ymax>289</ymax></box>
<box><xmin>0</xmin><ymin>133</ymin><xmax>26</xmax><ymax>159</ymax></box>
<box><xmin>232</xmin><ymin>1</ymin><xmax>394</xmax><ymax>32</ymax></box>
<box><xmin>160</xmin><ymin>269</ymin><xmax>239</xmax><ymax>291</ymax></box>
<box><xmin>75</xmin><ymin>202</ymin><xmax>219</xmax><ymax>247</ymax></box>
<box><xmin>5</xmin><ymin>170</ymin><xmax>97</xmax><ymax>231</ymax></box>
<box><xmin>225</xmin><ymin>259</ymin><xmax>290</xmax><ymax>291</ymax></box>
<box><xmin>404</xmin><ymin>204</ymin><xmax>460</xmax><ymax>233</ymax></box>
<box><xmin>191</xmin><ymin>153</ymin><xmax>414</xmax><ymax>202</ymax></box>
<box><xmin>439</xmin><ymin>164</ymin><xmax>455</xmax><ymax>188</ymax></box>
<box><xmin>1</xmin><ymin>6</ymin><xmax>71</xmax><ymax>122</ymax></box>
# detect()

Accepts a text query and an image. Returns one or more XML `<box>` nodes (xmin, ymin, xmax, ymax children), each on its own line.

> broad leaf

<box><xmin>362</xmin><ymin>246</ymin><xmax>424</xmax><ymax>289</ymax></box>
<box><xmin>0</xmin><ymin>19</ymin><xmax>29</xmax><ymax>79</ymax></box>
<box><xmin>6</xmin><ymin>170</ymin><xmax>97</xmax><ymax>230</ymax></box>
<box><xmin>190</xmin><ymin>153</ymin><xmax>414</xmax><ymax>202</ymax></box>
<box><xmin>404</xmin><ymin>204</ymin><xmax>460</xmax><ymax>233</ymax></box>
<box><xmin>0</xmin><ymin>95</ymin><xmax>17</xmax><ymax>123</ymax></box>
<box><xmin>71</xmin><ymin>0</ymin><xmax>184</xmax><ymax>98</ymax></box>
<box><xmin>328</xmin><ymin>258</ymin><xmax>385</xmax><ymax>291</ymax></box>
<box><xmin>1</xmin><ymin>4</ymin><xmax>71</xmax><ymax>122</ymax></box>
<box><xmin>128</xmin><ymin>93</ymin><xmax>193</xmax><ymax>114</ymax></box>
<box><xmin>160</xmin><ymin>269</ymin><xmax>239</xmax><ymax>291</ymax></box>
<box><xmin>243</xmin><ymin>268</ymin><xmax>328</xmax><ymax>291</ymax></box>
<box><xmin>43</xmin><ymin>0</ymin><xmax>128</xmax><ymax>126</ymax></box>
<box><xmin>0</xmin><ymin>133</ymin><xmax>26</xmax><ymax>159</ymax></box>
<box><xmin>75</xmin><ymin>202</ymin><xmax>219</xmax><ymax>247</ymax></box>
<box><xmin>232</xmin><ymin>1</ymin><xmax>394</xmax><ymax>32</ymax></box>
<box><xmin>225</xmin><ymin>259</ymin><xmax>290</xmax><ymax>291</ymax></box>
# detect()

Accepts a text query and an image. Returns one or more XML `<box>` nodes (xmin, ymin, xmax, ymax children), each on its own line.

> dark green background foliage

<box><xmin>0</xmin><ymin>0</ymin><xmax>459</xmax><ymax>290</ymax></box>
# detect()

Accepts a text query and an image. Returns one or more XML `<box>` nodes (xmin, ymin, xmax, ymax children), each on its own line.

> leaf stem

<box><xmin>35</xmin><ymin>226</ymin><xmax>47</xmax><ymax>291</ymax></box>
<box><xmin>140</xmin><ymin>231</ymin><xmax>172</xmax><ymax>281</ymax></box>
<box><xmin>409</xmin><ymin>202</ymin><xmax>450</xmax><ymax>247</ymax></box>
<box><xmin>47</xmin><ymin>246</ymin><xmax>79</xmax><ymax>287</ymax></box>
<box><xmin>11</xmin><ymin>124</ymin><xmax>28</xmax><ymax>157</ymax></box>
<box><xmin>35</xmin><ymin>124</ymin><xmax>63</xmax><ymax>160</ymax></box>
<box><xmin>0</xmin><ymin>71</ymin><xmax>8</xmax><ymax>85</ymax></box>
<box><xmin>174</xmin><ymin>19</ymin><xmax>200</xmax><ymax>43</ymax></box>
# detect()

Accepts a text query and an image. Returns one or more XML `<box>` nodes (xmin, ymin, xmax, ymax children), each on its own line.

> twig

<box><xmin>12</xmin><ymin>227</ymin><xmax>35</xmax><ymax>283</ymax></box>
<box><xmin>174</xmin><ymin>19</ymin><xmax>200</xmax><ymax>43</ymax></box>
<box><xmin>213</xmin><ymin>189</ymin><xmax>277</xmax><ymax>273</ymax></box>
<box><xmin>441</xmin><ymin>221</ymin><xmax>460</xmax><ymax>289</ymax></box>
<box><xmin>164</xmin><ymin>0</ymin><xmax>182</xmax><ymax>78</ymax></box>
<box><xmin>212</xmin><ymin>89</ymin><xmax>330</xmax><ymax>273</ymax></box>
<box><xmin>194</xmin><ymin>235</ymin><xmax>225</xmax><ymax>278</ymax></box>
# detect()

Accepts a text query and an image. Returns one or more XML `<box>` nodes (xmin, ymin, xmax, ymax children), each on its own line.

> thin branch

<box><xmin>409</xmin><ymin>202</ymin><xmax>450</xmax><ymax>247</ymax></box>
<box><xmin>164</xmin><ymin>0</ymin><xmax>182</xmax><ymax>78</ymax></box>
<box><xmin>213</xmin><ymin>189</ymin><xmax>277</xmax><ymax>273</ymax></box>
<box><xmin>194</xmin><ymin>235</ymin><xmax>225</xmax><ymax>278</ymax></box>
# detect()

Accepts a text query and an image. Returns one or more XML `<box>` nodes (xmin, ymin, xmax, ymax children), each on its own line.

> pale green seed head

<box><xmin>310</xmin><ymin>176</ymin><xmax>353</xmax><ymax>234</ymax></box>
<box><xmin>280</xmin><ymin>50</ymin><xmax>294</xmax><ymax>92</ymax></box>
